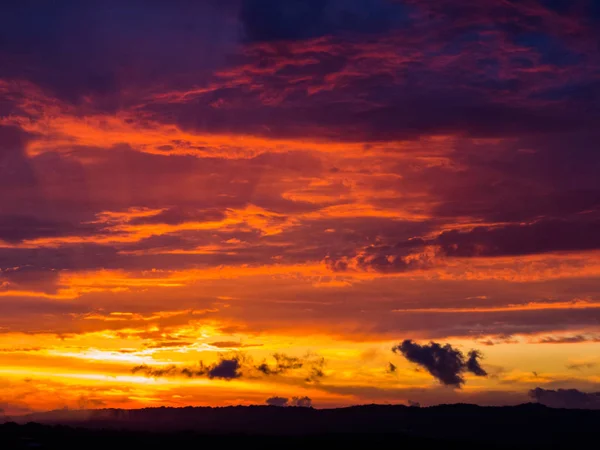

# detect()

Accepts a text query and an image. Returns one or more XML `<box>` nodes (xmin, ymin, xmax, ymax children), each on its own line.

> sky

<box><xmin>1</xmin><ymin>0</ymin><xmax>600</xmax><ymax>414</ymax></box>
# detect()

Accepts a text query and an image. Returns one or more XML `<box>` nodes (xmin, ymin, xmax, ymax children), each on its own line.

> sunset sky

<box><xmin>1</xmin><ymin>0</ymin><xmax>600</xmax><ymax>414</ymax></box>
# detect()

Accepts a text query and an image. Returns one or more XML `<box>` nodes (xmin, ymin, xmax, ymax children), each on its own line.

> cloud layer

<box><xmin>0</xmin><ymin>0</ymin><xmax>599</xmax><ymax>411</ymax></box>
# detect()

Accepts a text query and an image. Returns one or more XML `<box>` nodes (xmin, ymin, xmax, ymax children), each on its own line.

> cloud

<box><xmin>129</xmin><ymin>207</ymin><xmax>226</xmax><ymax>226</ymax></box>
<box><xmin>387</xmin><ymin>362</ymin><xmax>397</xmax><ymax>373</ymax></box>
<box><xmin>566</xmin><ymin>362</ymin><xmax>597</xmax><ymax>371</ymax></box>
<box><xmin>529</xmin><ymin>388</ymin><xmax>600</xmax><ymax>409</ymax></box>
<box><xmin>537</xmin><ymin>335</ymin><xmax>600</xmax><ymax>344</ymax></box>
<box><xmin>290</xmin><ymin>396</ymin><xmax>313</xmax><ymax>407</ymax></box>
<box><xmin>256</xmin><ymin>353</ymin><xmax>304</xmax><ymax>375</ymax></box>
<box><xmin>77</xmin><ymin>396</ymin><xmax>106</xmax><ymax>410</ymax></box>
<box><xmin>132</xmin><ymin>355</ymin><xmax>243</xmax><ymax>380</ymax></box>
<box><xmin>132</xmin><ymin>352</ymin><xmax>325</xmax><ymax>382</ymax></box>
<box><xmin>240</xmin><ymin>0</ymin><xmax>411</xmax><ymax>42</ymax></box>
<box><xmin>0</xmin><ymin>0</ymin><xmax>239</xmax><ymax>106</ymax></box>
<box><xmin>465</xmin><ymin>350</ymin><xmax>487</xmax><ymax>377</ymax></box>
<box><xmin>324</xmin><ymin>238</ymin><xmax>431</xmax><ymax>274</ymax></box>
<box><xmin>435</xmin><ymin>219</ymin><xmax>600</xmax><ymax>258</ymax></box>
<box><xmin>305</xmin><ymin>356</ymin><xmax>326</xmax><ymax>383</ymax></box>
<box><xmin>208</xmin><ymin>341</ymin><xmax>263</xmax><ymax>349</ymax></box>
<box><xmin>0</xmin><ymin>125</ymin><xmax>37</xmax><ymax>191</ymax></box>
<box><xmin>0</xmin><ymin>346</ymin><xmax>43</xmax><ymax>353</ymax></box>
<box><xmin>327</xmin><ymin>215</ymin><xmax>600</xmax><ymax>275</ymax></box>
<box><xmin>264</xmin><ymin>395</ymin><xmax>313</xmax><ymax>407</ymax></box>
<box><xmin>477</xmin><ymin>334</ymin><xmax>519</xmax><ymax>346</ymax></box>
<box><xmin>131</xmin><ymin>365</ymin><xmax>181</xmax><ymax>377</ymax></box>
<box><xmin>206</xmin><ymin>358</ymin><xmax>242</xmax><ymax>380</ymax></box>
<box><xmin>0</xmin><ymin>215</ymin><xmax>99</xmax><ymax>244</ymax></box>
<box><xmin>392</xmin><ymin>340</ymin><xmax>487</xmax><ymax>387</ymax></box>
<box><xmin>265</xmin><ymin>396</ymin><xmax>289</xmax><ymax>407</ymax></box>
<box><xmin>255</xmin><ymin>352</ymin><xmax>326</xmax><ymax>382</ymax></box>
<box><xmin>143</xmin><ymin>341</ymin><xmax>194</xmax><ymax>349</ymax></box>
<box><xmin>337</xmin><ymin>217</ymin><xmax>600</xmax><ymax>275</ymax></box>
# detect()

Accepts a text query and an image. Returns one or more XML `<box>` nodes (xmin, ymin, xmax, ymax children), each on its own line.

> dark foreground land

<box><xmin>1</xmin><ymin>403</ymin><xmax>599</xmax><ymax>449</ymax></box>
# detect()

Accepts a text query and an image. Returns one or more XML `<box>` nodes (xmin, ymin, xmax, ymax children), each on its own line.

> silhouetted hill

<box><xmin>1</xmin><ymin>403</ymin><xmax>599</xmax><ymax>448</ymax></box>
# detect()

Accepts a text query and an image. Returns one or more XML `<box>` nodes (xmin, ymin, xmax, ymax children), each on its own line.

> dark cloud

<box><xmin>392</xmin><ymin>340</ymin><xmax>487</xmax><ymax>387</ymax></box>
<box><xmin>206</xmin><ymin>358</ymin><xmax>242</xmax><ymax>380</ymax></box>
<box><xmin>477</xmin><ymin>334</ymin><xmax>519</xmax><ymax>347</ymax></box>
<box><xmin>329</xmin><ymin>215</ymin><xmax>600</xmax><ymax>274</ymax></box>
<box><xmin>265</xmin><ymin>396</ymin><xmax>289</xmax><ymax>407</ymax></box>
<box><xmin>208</xmin><ymin>341</ymin><xmax>263</xmax><ymax>349</ymax></box>
<box><xmin>435</xmin><ymin>219</ymin><xmax>600</xmax><ymax>258</ymax></box>
<box><xmin>0</xmin><ymin>215</ymin><xmax>99</xmax><ymax>244</ymax></box>
<box><xmin>324</xmin><ymin>238</ymin><xmax>429</xmax><ymax>274</ymax></box>
<box><xmin>129</xmin><ymin>208</ymin><xmax>226</xmax><ymax>226</ymax></box>
<box><xmin>305</xmin><ymin>356</ymin><xmax>326</xmax><ymax>383</ymax></box>
<box><xmin>529</xmin><ymin>388</ymin><xmax>600</xmax><ymax>409</ymax></box>
<box><xmin>132</xmin><ymin>356</ymin><xmax>243</xmax><ymax>380</ymax></box>
<box><xmin>264</xmin><ymin>395</ymin><xmax>312</xmax><ymax>407</ymax></box>
<box><xmin>5</xmin><ymin>0</ymin><xmax>600</xmax><ymax>143</ymax></box>
<box><xmin>166</xmin><ymin>77</ymin><xmax>598</xmax><ymax>143</ymax></box>
<box><xmin>290</xmin><ymin>396</ymin><xmax>313</xmax><ymax>407</ymax></box>
<box><xmin>256</xmin><ymin>353</ymin><xmax>303</xmax><ymax>375</ymax></box>
<box><xmin>131</xmin><ymin>365</ymin><xmax>181</xmax><ymax>378</ymax></box>
<box><xmin>466</xmin><ymin>351</ymin><xmax>487</xmax><ymax>377</ymax></box>
<box><xmin>0</xmin><ymin>0</ymin><xmax>239</xmax><ymax>107</ymax></box>
<box><xmin>240</xmin><ymin>0</ymin><xmax>411</xmax><ymax>42</ymax></box>
<box><xmin>118</xmin><ymin>0</ymin><xmax>591</xmax><ymax>143</ymax></box>
<box><xmin>240</xmin><ymin>0</ymin><xmax>327</xmax><ymax>42</ymax></box>
<box><xmin>0</xmin><ymin>265</ymin><xmax>63</xmax><ymax>298</ymax></box>
<box><xmin>387</xmin><ymin>362</ymin><xmax>397</xmax><ymax>373</ymax></box>
<box><xmin>566</xmin><ymin>362</ymin><xmax>596</xmax><ymax>371</ymax></box>
<box><xmin>255</xmin><ymin>353</ymin><xmax>325</xmax><ymax>382</ymax></box>
<box><xmin>538</xmin><ymin>335</ymin><xmax>600</xmax><ymax>344</ymax></box>
<box><xmin>143</xmin><ymin>341</ymin><xmax>193</xmax><ymax>349</ymax></box>
<box><xmin>0</xmin><ymin>346</ymin><xmax>42</xmax><ymax>353</ymax></box>
<box><xmin>132</xmin><ymin>353</ymin><xmax>325</xmax><ymax>382</ymax></box>
<box><xmin>0</xmin><ymin>126</ymin><xmax>36</xmax><ymax>190</ymax></box>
